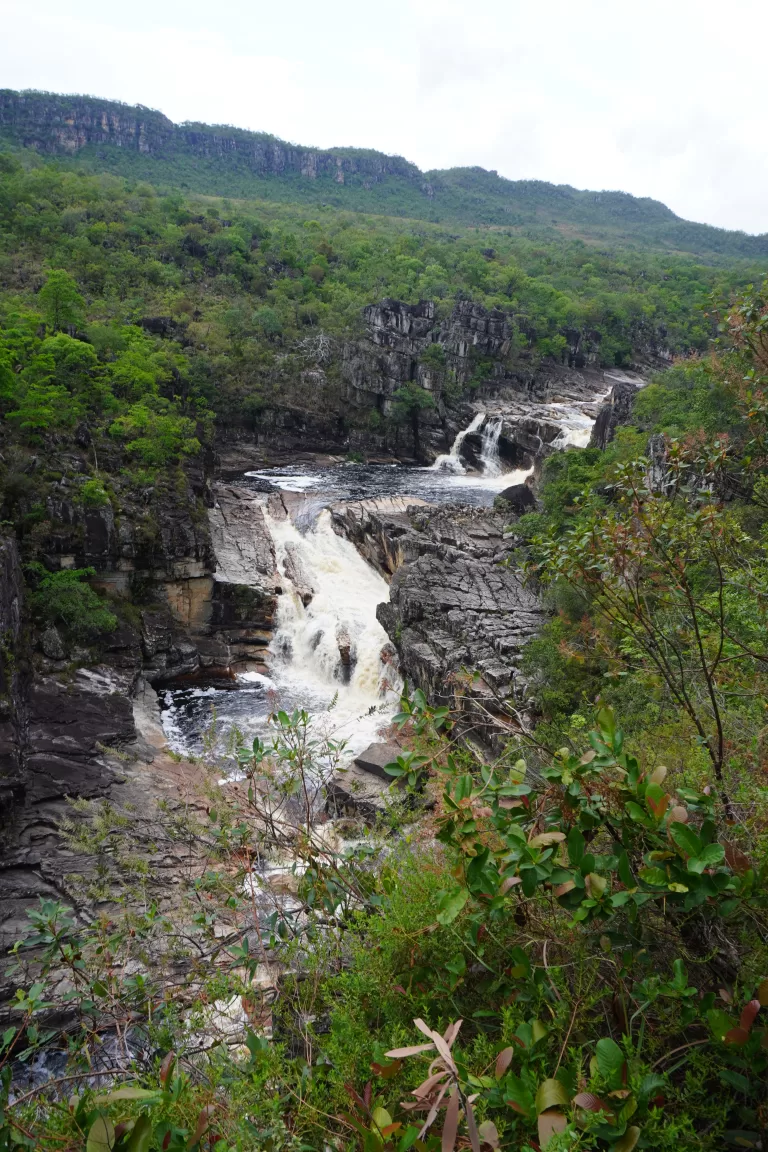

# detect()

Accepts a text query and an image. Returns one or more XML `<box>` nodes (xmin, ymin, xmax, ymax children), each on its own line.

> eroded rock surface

<box><xmin>333</xmin><ymin>500</ymin><xmax>546</xmax><ymax>749</ymax></box>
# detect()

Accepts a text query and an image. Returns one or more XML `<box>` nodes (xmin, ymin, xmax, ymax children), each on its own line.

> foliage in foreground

<box><xmin>1</xmin><ymin>695</ymin><xmax>766</xmax><ymax>1152</ymax></box>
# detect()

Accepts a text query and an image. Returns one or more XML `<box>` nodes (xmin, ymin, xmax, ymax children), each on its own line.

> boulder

<box><xmin>495</xmin><ymin>482</ymin><xmax>536</xmax><ymax>515</ymax></box>
<box><xmin>41</xmin><ymin>626</ymin><xmax>66</xmax><ymax>661</ymax></box>
<box><xmin>353</xmin><ymin>741</ymin><xmax>402</xmax><ymax>782</ymax></box>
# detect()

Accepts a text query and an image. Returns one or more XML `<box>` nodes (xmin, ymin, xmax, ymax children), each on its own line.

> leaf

<box><xmin>531</xmin><ymin>1019</ymin><xmax>548</xmax><ymax>1045</ymax></box>
<box><xmin>668</xmin><ymin>804</ymin><xmax>689</xmax><ymax>824</ymax></box>
<box><xmin>639</xmin><ymin>866</ymin><xmax>667</xmax><ymax>887</ymax></box>
<box><xmin>87</xmin><ymin>1115</ymin><xmax>115</xmax><ymax>1152</ymax></box>
<box><xmin>585</xmin><ymin>873</ymin><xmax>607</xmax><ymax>899</ymax></box>
<box><xmin>567</xmin><ymin>827</ymin><xmax>586</xmax><ymax>865</ymax></box>
<box><xmin>442</xmin><ymin>1089</ymin><xmax>459</xmax><ymax>1152</ymax></box>
<box><xmin>190</xmin><ymin>1104</ymin><xmax>215</xmax><ymax>1147</ymax></box>
<box><xmin>724</xmin><ymin>842</ymin><xmax>752</xmax><ymax>874</ymax></box>
<box><xmin>529</xmin><ymin>831</ymin><xmax>566</xmax><ymax>848</ymax></box>
<box><xmin>758</xmin><ymin>980</ymin><xmax>768</xmax><ymax>1007</ymax></box>
<box><xmin>443</xmin><ymin>1020</ymin><xmax>463</xmax><ymax>1048</ymax></box>
<box><xmin>708</xmin><ymin>1008</ymin><xmax>738</xmax><ymax>1040</ymax></box>
<box><xmin>372</xmin><ymin>1060</ymin><xmax>403</xmax><ymax>1079</ymax></box>
<box><xmin>535</xmin><ymin>1079</ymin><xmax>569</xmax><ymax>1113</ymax></box>
<box><xmin>386</xmin><ymin>1044</ymin><xmax>435</xmax><ymax>1058</ymax></box>
<box><xmin>126</xmin><ymin>1116</ymin><xmax>152</xmax><ymax>1152</ymax></box>
<box><xmin>724</xmin><ymin>1027</ymin><xmax>751</xmax><ymax>1046</ymax></box>
<box><xmin>159</xmin><ymin>1051</ymin><xmax>175</xmax><ymax>1087</ymax></box>
<box><xmin>573</xmin><ymin>1092</ymin><xmax>610</xmax><ymax>1112</ymax></box>
<box><xmin>537</xmin><ymin>1110</ymin><xmax>567</xmax><ymax>1149</ymax></box>
<box><xmin>495</xmin><ymin>1047</ymin><xmax>515</xmax><ymax>1079</ymax></box>
<box><xmin>504</xmin><ymin>1074</ymin><xmax>534</xmax><ymax>1118</ymax></box>
<box><xmin>436</xmin><ymin>888</ymin><xmax>469</xmax><ymax>925</ymax></box>
<box><xmin>596</xmin><ymin>1037</ymin><xmax>626</xmax><ymax>1088</ymax></box>
<box><xmin>740</xmin><ymin>1000</ymin><xmax>761</xmax><ymax>1032</ymax></box>
<box><xmin>498</xmin><ymin>875</ymin><xmax>522</xmax><ymax>896</ymax></box>
<box><xmin>699</xmin><ymin>843</ymin><xmax>726</xmax><ymax>867</ymax></box>
<box><xmin>720</xmin><ymin>1069</ymin><xmax>751</xmax><ymax>1094</ymax></box>
<box><xmin>373</xmin><ymin>1107</ymin><xmax>394</xmax><ymax>1133</ymax></box>
<box><xmin>668</xmin><ymin>821</ymin><xmax>702</xmax><ymax>858</ymax></box>
<box><xmin>615</xmin><ymin>1127</ymin><xmax>642</xmax><ymax>1152</ymax></box>
<box><xmin>478</xmin><ymin>1120</ymin><xmax>499</xmax><ymax>1149</ymax></box>
<box><xmin>649</xmin><ymin>766</ymin><xmax>668</xmax><ymax>785</ymax></box>
<box><xmin>94</xmin><ymin>1088</ymin><xmax>160</xmax><ymax>1105</ymax></box>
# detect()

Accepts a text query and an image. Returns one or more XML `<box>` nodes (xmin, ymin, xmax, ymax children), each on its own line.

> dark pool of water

<box><xmin>242</xmin><ymin>460</ymin><xmax>530</xmax><ymax>510</ymax></box>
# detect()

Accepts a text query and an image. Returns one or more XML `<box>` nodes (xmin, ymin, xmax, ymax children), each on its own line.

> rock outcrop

<box><xmin>0</xmin><ymin>90</ymin><xmax>422</xmax><ymax>189</ymax></box>
<box><xmin>589</xmin><ymin>374</ymin><xmax>642</xmax><ymax>449</ymax></box>
<box><xmin>206</xmin><ymin>485</ymin><xmax>281</xmax><ymax>671</ymax></box>
<box><xmin>332</xmin><ymin>500</ymin><xmax>546</xmax><ymax>749</ymax></box>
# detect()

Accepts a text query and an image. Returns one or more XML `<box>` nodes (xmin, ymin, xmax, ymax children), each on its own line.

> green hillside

<box><xmin>1</xmin><ymin>88</ymin><xmax>767</xmax><ymax>262</ymax></box>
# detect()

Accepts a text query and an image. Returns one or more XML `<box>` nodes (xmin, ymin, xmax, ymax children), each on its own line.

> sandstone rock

<box><xmin>335</xmin><ymin>502</ymin><xmax>545</xmax><ymax>751</ymax></box>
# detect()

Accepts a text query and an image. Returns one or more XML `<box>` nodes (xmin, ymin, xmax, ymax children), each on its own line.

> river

<box><xmin>159</xmin><ymin>391</ymin><xmax>622</xmax><ymax>765</ymax></box>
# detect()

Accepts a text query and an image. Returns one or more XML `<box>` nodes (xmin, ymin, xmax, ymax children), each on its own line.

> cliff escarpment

<box><xmin>3</xmin><ymin>89</ymin><xmax>768</xmax><ymax>260</ymax></box>
<box><xmin>0</xmin><ymin>90</ymin><xmax>423</xmax><ymax>191</ymax></box>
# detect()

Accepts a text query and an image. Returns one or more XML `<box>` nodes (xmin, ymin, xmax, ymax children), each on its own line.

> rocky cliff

<box><xmin>3</xmin><ymin>90</ymin><xmax>768</xmax><ymax>261</ymax></box>
<box><xmin>332</xmin><ymin>499</ymin><xmax>546</xmax><ymax>750</ymax></box>
<box><xmin>0</xmin><ymin>90</ymin><xmax>423</xmax><ymax>190</ymax></box>
<box><xmin>339</xmin><ymin>297</ymin><xmax>652</xmax><ymax>462</ymax></box>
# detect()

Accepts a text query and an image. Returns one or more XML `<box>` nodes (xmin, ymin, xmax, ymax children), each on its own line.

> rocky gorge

<box><xmin>0</xmin><ymin>286</ymin><xmax>645</xmax><ymax>1013</ymax></box>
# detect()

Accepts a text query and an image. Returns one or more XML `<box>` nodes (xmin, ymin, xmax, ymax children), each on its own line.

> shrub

<box><xmin>26</xmin><ymin>565</ymin><xmax>117</xmax><ymax>642</ymax></box>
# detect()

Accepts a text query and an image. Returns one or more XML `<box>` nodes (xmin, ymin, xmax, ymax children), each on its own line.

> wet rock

<box><xmin>336</xmin><ymin>502</ymin><xmax>546</xmax><ymax>751</ymax></box>
<box><xmin>354</xmin><ymin>741</ymin><xmax>402</xmax><ymax>782</ymax></box>
<box><xmin>335</xmin><ymin>624</ymin><xmax>352</xmax><ymax>678</ymax></box>
<box><xmin>589</xmin><ymin>375</ymin><xmax>642</xmax><ymax>449</ymax></box>
<box><xmin>326</xmin><ymin>764</ymin><xmax>393</xmax><ymax>821</ymax></box>
<box><xmin>41</xmin><ymin>626</ymin><xmax>66</xmax><ymax>661</ymax></box>
<box><xmin>282</xmin><ymin>542</ymin><xmax>314</xmax><ymax>606</ymax></box>
<box><xmin>0</xmin><ymin>536</ymin><xmax>23</xmax><ymax>793</ymax></box>
<box><xmin>494</xmin><ymin>482</ymin><xmax>536</xmax><ymax>516</ymax></box>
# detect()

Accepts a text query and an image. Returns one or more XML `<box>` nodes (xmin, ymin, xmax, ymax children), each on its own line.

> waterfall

<box><xmin>479</xmin><ymin>416</ymin><xmax>503</xmax><ymax>477</ymax></box>
<box><xmin>431</xmin><ymin>411</ymin><xmax>485</xmax><ymax>473</ymax></box>
<box><xmin>265</xmin><ymin>509</ymin><xmax>400</xmax><ymax>755</ymax></box>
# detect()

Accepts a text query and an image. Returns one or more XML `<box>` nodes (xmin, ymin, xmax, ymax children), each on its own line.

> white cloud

<box><xmin>1</xmin><ymin>0</ymin><xmax>767</xmax><ymax>233</ymax></box>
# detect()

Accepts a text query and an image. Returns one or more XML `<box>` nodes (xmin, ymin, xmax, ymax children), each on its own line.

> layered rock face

<box><xmin>589</xmin><ymin>375</ymin><xmax>641</xmax><ymax>449</ymax></box>
<box><xmin>0</xmin><ymin>538</ymin><xmax>23</xmax><ymax>811</ymax></box>
<box><xmin>332</xmin><ymin>499</ymin><xmax>546</xmax><ymax>749</ymax></box>
<box><xmin>0</xmin><ymin>477</ymin><xmax>281</xmax><ymax>971</ymax></box>
<box><xmin>340</xmin><ymin>298</ymin><xmax>652</xmax><ymax>464</ymax></box>
<box><xmin>0</xmin><ymin>91</ymin><xmax>422</xmax><ymax>189</ymax></box>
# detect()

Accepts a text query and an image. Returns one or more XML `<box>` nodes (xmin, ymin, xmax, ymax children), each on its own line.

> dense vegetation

<box><xmin>4</xmin><ymin>116</ymin><xmax>768</xmax><ymax>1152</ymax></box>
<box><xmin>3</xmin><ymin>90</ymin><xmax>768</xmax><ymax>261</ymax></box>
<box><xmin>0</xmin><ymin>148</ymin><xmax>762</xmax><ymax>462</ymax></box>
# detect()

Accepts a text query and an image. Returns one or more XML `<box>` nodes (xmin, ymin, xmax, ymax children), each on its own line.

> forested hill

<box><xmin>2</xmin><ymin>88</ymin><xmax>767</xmax><ymax>263</ymax></box>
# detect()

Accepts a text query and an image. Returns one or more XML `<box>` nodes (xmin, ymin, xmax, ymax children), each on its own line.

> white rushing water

<box><xmin>162</xmin><ymin>376</ymin><xmax>632</xmax><ymax>763</ymax></box>
<box><xmin>479</xmin><ymin>416</ymin><xmax>504</xmax><ymax>476</ymax></box>
<box><xmin>266</xmin><ymin>509</ymin><xmax>400</xmax><ymax>757</ymax></box>
<box><xmin>431</xmin><ymin>411</ymin><xmax>486</xmax><ymax>473</ymax></box>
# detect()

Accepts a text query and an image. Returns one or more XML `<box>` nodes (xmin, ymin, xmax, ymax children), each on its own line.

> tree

<box><xmin>27</xmin><ymin>565</ymin><xmax>117</xmax><ymax>642</ymax></box>
<box><xmin>7</xmin><ymin>382</ymin><xmax>80</xmax><ymax>438</ymax></box>
<box><xmin>38</xmin><ymin>269</ymin><xmax>85</xmax><ymax>333</ymax></box>
<box><xmin>390</xmin><ymin>382</ymin><xmax>435</xmax><ymax>457</ymax></box>
<box><xmin>0</xmin><ymin>344</ymin><xmax>16</xmax><ymax>411</ymax></box>
<box><xmin>109</xmin><ymin>400</ymin><xmax>200</xmax><ymax>466</ymax></box>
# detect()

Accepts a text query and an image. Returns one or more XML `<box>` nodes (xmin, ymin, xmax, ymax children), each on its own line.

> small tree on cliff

<box><xmin>38</xmin><ymin>269</ymin><xmax>85</xmax><ymax>333</ymax></box>
<box><xmin>391</xmin><ymin>382</ymin><xmax>435</xmax><ymax>457</ymax></box>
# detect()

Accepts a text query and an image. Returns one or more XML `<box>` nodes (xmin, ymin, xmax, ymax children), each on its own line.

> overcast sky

<box><xmin>3</xmin><ymin>0</ymin><xmax>767</xmax><ymax>234</ymax></box>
